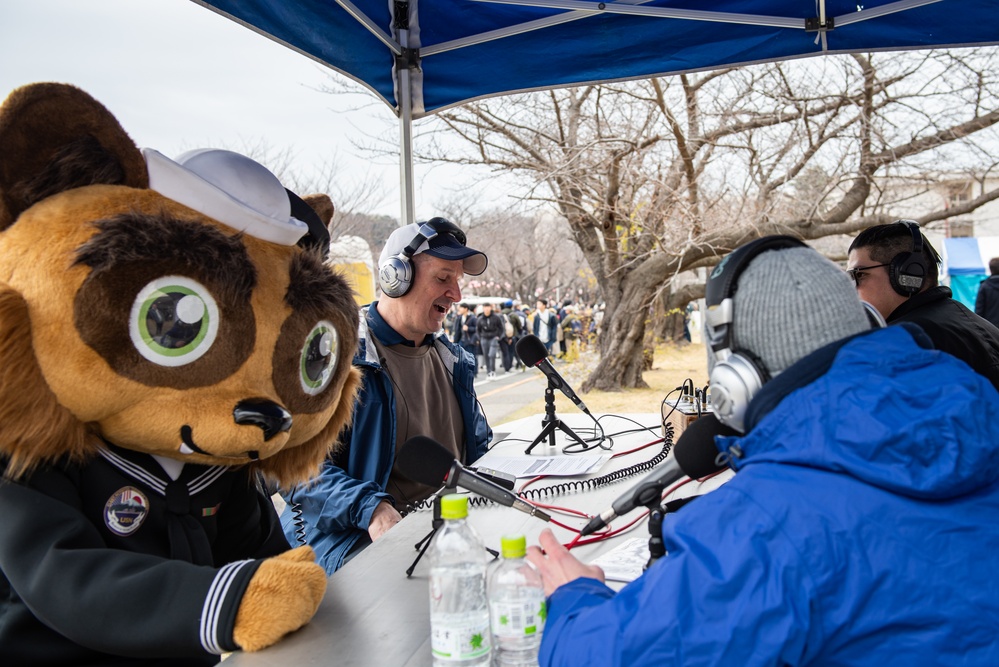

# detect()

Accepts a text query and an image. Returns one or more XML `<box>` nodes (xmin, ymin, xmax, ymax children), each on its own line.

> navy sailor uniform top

<box><xmin>0</xmin><ymin>443</ymin><xmax>290</xmax><ymax>666</ymax></box>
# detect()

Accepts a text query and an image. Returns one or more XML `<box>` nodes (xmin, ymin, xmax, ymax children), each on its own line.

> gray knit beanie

<box><xmin>725</xmin><ymin>246</ymin><xmax>870</xmax><ymax>376</ymax></box>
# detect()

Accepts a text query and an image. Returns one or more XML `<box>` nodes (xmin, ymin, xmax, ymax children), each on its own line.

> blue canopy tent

<box><xmin>191</xmin><ymin>0</ymin><xmax>999</xmax><ymax>223</ymax></box>
<box><xmin>944</xmin><ymin>236</ymin><xmax>999</xmax><ymax>308</ymax></box>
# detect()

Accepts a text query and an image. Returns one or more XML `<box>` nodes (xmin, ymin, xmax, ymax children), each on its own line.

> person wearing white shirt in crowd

<box><xmin>533</xmin><ymin>298</ymin><xmax>558</xmax><ymax>353</ymax></box>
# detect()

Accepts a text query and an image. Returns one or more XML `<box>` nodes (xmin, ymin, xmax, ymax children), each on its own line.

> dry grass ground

<box><xmin>502</xmin><ymin>341</ymin><xmax>709</xmax><ymax>423</ymax></box>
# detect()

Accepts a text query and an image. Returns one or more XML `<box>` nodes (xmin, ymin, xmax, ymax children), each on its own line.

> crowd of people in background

<box><xmin>445</xmin><ymin>298</ymin><xmax>605</xmax><ymax>379</ymax></box>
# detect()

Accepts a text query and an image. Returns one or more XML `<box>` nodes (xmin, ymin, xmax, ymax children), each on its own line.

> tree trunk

<box><xmin>582</xmin><ymin>255</ymin><xmax>672</xmax><ymax>391</ymax></box>
<box><xmin>582</xmin><ymin>287</ymin><xmax>651</xmax><ymax>391</ymax></box>
<box><xmin>583</xmin><ymin>263</ymin><xmax>706</xmax><ymax>392</ymax></box>
<box><xmin>651</xmin><ymin>290</ymin><xmax>687</xmax><ymax>343</ymax></box>
<box><xmin>660</xmin><ymin>310</ymin><xmax>687</xmax><ymax>344</ymax></box>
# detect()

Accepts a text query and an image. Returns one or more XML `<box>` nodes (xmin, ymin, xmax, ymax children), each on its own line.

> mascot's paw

<box><xmin>233</xmin><ymin>546</ymin><xmax>327</xmax><ymax>652</ymax></box>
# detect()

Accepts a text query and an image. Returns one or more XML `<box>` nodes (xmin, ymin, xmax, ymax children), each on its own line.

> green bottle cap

<box><xmin>440</xmin><ymin>494</ymin><xmax>469</xmax><ymax>520</ymax></box>
<box><xmin>500</xmin><ymin>534</ymin><xmax>527</xmax><ymax>559</ymax></box>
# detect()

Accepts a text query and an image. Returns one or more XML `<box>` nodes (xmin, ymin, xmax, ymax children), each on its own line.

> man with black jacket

<box><xmin>848</xmin><ymin>220</ymin><xmax>999</xmax><ymax>390</ymax></box>
<box><xmin>975</xmin><ymin>258</ymin><xmax>999</xmax><ymax>327</ymax></box>
<box><xmin>476</xmin><ymin>302</ymin><xmax>505</xmax><ymax>379</ymax></box>
<box><xmin>450</xmin><ymin>302</ymin><xmax>479</xmax><ymax>377</ymax></box>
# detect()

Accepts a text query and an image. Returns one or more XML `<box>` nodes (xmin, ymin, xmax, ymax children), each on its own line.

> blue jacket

<box><xmin>281</xmin><ymin>303</ymin><xmax>492</xmax><ymax>573</ymax></box>
<box><xmin>541</xmin><ymin>324</ymin><xmax>999</xmax><ymax>667</ymax></box>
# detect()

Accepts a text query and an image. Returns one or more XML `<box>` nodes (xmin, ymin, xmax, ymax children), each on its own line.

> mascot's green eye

<box><xmin>300</xmin><ymin>320</ymin><xmax>338</xmax><ymax>395</ymax></box>
<box><xmin>129</xmin><ymin>276</ymin><xmax>220</xmax><ymax>366</ymax></box>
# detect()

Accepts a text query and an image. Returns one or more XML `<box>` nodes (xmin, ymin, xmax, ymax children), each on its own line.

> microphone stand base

<box><xmin>405</xmin><ymin>485</ymin><xmax>500</xmax><ymax>577</ymax></box>
<box><xmin>525</xmin><ymin>383</ymin><xmax>589</xmax><ymax>454</ymax></box>
<box><xmin>406</xmin><ymin>485</ymin><xmax>451</xmax><ymax>577</ymax></box>
<box><xmin>645</xmin><ymin>507</ymin><xmax>666</xmax><ymax>571</ymax></box>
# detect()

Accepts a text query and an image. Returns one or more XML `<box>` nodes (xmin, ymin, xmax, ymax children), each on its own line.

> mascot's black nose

<box><xmin>233</xmin><ymin>399</ymin><xmax>293</xmax><ymax>441</ymax></box>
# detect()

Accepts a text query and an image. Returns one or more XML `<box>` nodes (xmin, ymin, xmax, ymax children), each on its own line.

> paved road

<box><xmin>472</xmin><ymin>365</ymin><xmax>548</xmax><ymax>427</ymax></box>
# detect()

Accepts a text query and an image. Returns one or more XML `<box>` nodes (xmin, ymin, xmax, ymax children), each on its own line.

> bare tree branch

<box><xmin>411</xmin><ymin>48</ymin><xmax>999</xmax><ymax>389</ymax></box>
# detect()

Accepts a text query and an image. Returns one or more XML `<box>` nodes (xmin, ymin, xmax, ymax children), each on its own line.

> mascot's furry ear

<box><xmin>0</xmin><ymin>82</ymin><xmax>147</xmax><ymax>230</ymax></box>
<box><xmin>303</xmin><ymin>193</ymin><xmax>335</xmax><ymax>230</ymax></box>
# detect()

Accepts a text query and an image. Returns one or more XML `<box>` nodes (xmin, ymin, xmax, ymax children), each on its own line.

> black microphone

<box><xmin>468</xmin><ymin>466</ymin><xmax>517</xmax><ymax>491</ymax></box>
<box><xmin>515</xmin><ymin>334</ymin><xmax>589</xmax><ymax>414</ymax></box>
<box><xmin>397</xmin><ymin>436</ymin><xmax>551</xmax><ymax>522</ymax></box>
<box><xmin>580</xmin><ymin>414</ymin><xmax>734</xmax><ymax>536</ymax></box>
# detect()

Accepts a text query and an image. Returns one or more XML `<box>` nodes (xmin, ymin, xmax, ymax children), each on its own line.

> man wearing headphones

<box><xmin>848</xmin><ymin>220</ymin><xmax>999</xmax><ymax>389</ymax></box>
<box><xmin>281</xmin><ymin>218</ymin><xmax>493</xmax><ymax>573</ymax></box>
<box><xmin>527</xmin><ymin>237</ymin><xmax>999</xmax><ymax>666</ymax></box>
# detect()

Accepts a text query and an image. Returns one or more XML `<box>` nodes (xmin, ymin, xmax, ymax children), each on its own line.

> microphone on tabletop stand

<box><xmin>515</xmin><ymin>334</ymin><xmax>592</xmax><ymax>454</ymax></box>
<box><xmin>580</xmin><ymin>413</ymin><xmax>733</xmax><ymax>537</ymax></box>
<box><xmin>516</xmin><ymin>335</ymin><xmax>591</xmax><ymax>415</ymax></box>
<box><xmin>397</xmin><ymin>436</ymin><xmax>551</xmax><ymax>522</ymax></box>
<box><xmin>397</xmin><ymin>436</ymin><xmax>551</xmax><ymax>577</ymax></box>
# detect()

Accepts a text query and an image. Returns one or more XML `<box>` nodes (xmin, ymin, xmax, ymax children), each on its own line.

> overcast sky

<box><xmin>0</xmin><ymin>0</ymin><xmax>497</xmax><ymax>219</ymax></box>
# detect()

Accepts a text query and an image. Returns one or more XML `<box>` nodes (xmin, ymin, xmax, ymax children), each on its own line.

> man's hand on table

<box><xmin>368</xmin><ymin>500</ymin><xmax>402</xmax><ymax>541</ymax></box>
<box><xmin>527</xmin><ymin>528</ymin><xmax>605</xmax><ymax>596</ymax></box>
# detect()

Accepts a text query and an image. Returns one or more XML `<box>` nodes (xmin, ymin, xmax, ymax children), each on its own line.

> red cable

<box><xmin>566</xmin><ymin>510</ymin><xmax>650</xmax><ymax>549</ymax></box>
<box><xmin>561</xmin><ymin>469</ymin><xmax>731</xmax><ymax>549</ymax></box>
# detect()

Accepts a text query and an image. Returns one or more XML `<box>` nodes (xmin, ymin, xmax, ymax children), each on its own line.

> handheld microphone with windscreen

<box><xmin>397</xmin><ymin>436</ymin><xmax>551</xmax><ymax>522</ymax></box>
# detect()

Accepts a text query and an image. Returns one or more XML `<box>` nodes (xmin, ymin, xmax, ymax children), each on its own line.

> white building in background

<box><xmin>883</xmin><ymin>172</ymin><xmax>999</xmax><ymax>242</ymax></box>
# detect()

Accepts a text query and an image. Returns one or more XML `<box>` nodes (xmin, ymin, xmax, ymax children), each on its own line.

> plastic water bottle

<box><xmin>487</xmin><ymin>535</ymin><xmax>546</xmax><ymax>666</ymax></box>
<box><xmin>429</xmin><ymin>494</ymin><xmax>491</xmax><ymax>666</ymax></box>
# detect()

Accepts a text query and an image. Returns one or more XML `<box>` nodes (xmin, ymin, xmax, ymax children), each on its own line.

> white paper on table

<box><xmin>587</xmin><ymin>537</ymin><xmax>651</xmax><ymax>583</ymax></box>
<box><xmin>473</xmin><ymin>453</ymin><xmax>611</xmax><ymax>478</ymax></box>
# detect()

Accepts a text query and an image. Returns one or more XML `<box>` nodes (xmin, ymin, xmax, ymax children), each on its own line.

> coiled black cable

<box><xmin>289</xmin><ymin>500</ymin><xmax>308</xmax><ymax>545</ymax></box>
<box><xmin>521</xmin><ymin>426</ymin><xmax>672</xmax><ymax>501</ymax></box>
<box><xmin>401</xmin><ymin>422</ymin><xmax>674</xmax><ymax>514</ymax></box>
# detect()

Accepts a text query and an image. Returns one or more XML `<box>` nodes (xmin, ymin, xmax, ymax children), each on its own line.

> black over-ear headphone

<box><xmin>888</xmin><ymin>220</ymin><xmax>929</xmax><ymax>297</ymax></box>
<box><xmin>378</xmin><ymin>217</ymin><xmax>466</xmax><ymax>298</ymax></box>
<box><xmin>704</xmin><ymin>235</ymin><xmax>807</xmax><ymax>433</ymax></box>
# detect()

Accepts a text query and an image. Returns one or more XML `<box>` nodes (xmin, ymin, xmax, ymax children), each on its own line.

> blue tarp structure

<box><xmin>190</xmin><ymin>0</ymin><xmax>999</xmax><ymax>221</ymax></box>
<box><xmin>194</xmin><ymin>0</ymin><xmax>999</xmax><ymax>116</ymax></box>
<box><xmin>944</xmin><ymin>236</ymin><xmax>999</xmax><ymax>308</ymax></box>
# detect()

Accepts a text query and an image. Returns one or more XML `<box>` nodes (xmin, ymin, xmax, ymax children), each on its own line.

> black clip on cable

<box><xmin>524</xmin><ymin>377</ymin><xmax>590</xmax><ymax>455</ymax></box>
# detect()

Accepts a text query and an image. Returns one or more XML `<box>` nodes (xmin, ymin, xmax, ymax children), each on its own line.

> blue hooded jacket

<box><xmin>281</xmin><ymin>304</ymin><xmax>492</xmax><ymax>573</ymax></box>
<box><xmin>541</xmin><ymin>325</ymin><xmax>999</xmax><ymax>666</ymax></box>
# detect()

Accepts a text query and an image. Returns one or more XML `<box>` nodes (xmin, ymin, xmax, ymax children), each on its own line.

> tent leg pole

<box><xmin>398</xmin><ymin>31</ymin><xmax>416</xmax><ymax>226</ymax></box>
<box><xmin>399</xmin><ymin>91</ymin><xmax>415</xmax><ymax>226</ymax></box>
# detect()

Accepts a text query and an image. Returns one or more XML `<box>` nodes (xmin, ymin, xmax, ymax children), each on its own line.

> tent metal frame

<box><xmin>198</xmin><ymin>0</ymin><xmax>961</xmax><ymax>225</ymax></box>
<box><xmin>327</xmin><ymin>0</ymin><xmax>943</xmax><ymax>223</ymax></box>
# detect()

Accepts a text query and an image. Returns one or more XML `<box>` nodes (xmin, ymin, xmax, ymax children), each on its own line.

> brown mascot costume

<box><xmin>0</xmin><ymin>83</ymin><xmax>361</xmax><ymax>665</ymax></box>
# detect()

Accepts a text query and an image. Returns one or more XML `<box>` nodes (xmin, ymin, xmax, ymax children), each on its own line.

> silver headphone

<box><xmin>704</xmin><ymin>235</ymin><xmax>807</xmax><ymax>433</ymax></box>
<box><xmin>378</xmin><ymin>217</ymin><xmax>466</xmax><ymax>298</ymax></box>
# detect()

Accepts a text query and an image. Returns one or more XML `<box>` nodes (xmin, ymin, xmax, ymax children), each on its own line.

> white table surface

<box><xmin>223</xmin><ymin>413</ymin><xmax>731</xmax><ymax>666</ymax></box>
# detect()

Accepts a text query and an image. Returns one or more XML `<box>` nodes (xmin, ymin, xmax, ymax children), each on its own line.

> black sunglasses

<box><xmin>845</xmin><ymin>263</ymin><xmax>890</xmax><ymax>284</ymax></box>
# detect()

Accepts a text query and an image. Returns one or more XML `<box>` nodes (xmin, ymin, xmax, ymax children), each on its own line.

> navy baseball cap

<box><xmin>379</xmin><ymin>220</ymin><xmax>488</xmax><ymax>276</ymax></box>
